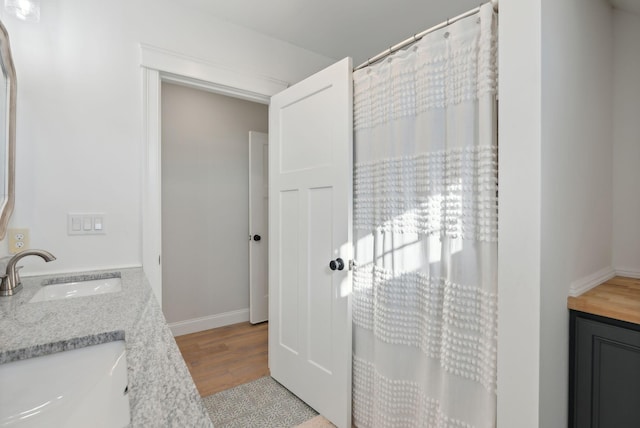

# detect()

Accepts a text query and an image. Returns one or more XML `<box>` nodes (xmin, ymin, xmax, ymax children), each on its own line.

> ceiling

<box><xmin>612</xmin><ymin>0</ymin><xmax>640</xmax><ymax>15</ymax></box>
<box><xmin>179</xmin><ymin>0</ymin><xmax>640</xmax><ymax>66</ymax></box>
<box><xmin>176</xmin><ymin>0</ymin><xmax>480</xmax><ymax>66</ymax></box>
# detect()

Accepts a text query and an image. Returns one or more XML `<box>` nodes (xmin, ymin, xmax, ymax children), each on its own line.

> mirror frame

<box><xmin>0</xmin><ymin>21</ymin><xmax>15</xmax><ymax>240</ymax></box>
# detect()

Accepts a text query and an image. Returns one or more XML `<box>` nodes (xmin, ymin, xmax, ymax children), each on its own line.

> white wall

<box><xmin>540</xmin><ymin>1</ymin><xmax>613</xmax><ymax>427</ymax></box>
<box><xmin>613</xmin><ymin>9</ymin><xmax>640</xmax><ymax>276</ymax></box>
<box><xmin>0</xmin><ymin>0</ymin><xmax>334</xmax><ymax>275</ymax></box>
<box><xmin>499</xmin><ymin>0</ymin><xmax>615</xmax><ymax>427</ymax></box>
<box><xmin>161</xmin><ymin>83</ymin><xmax>267</xmax><ymax>328</ymax></box>
<box><xmin>497</xmin><ymin>0</ymin><xmax>542</xmax><ymax>426</ymax></box>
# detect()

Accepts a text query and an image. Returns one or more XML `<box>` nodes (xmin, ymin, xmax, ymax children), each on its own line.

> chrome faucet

<box><xmin>0</xmin><ymin>249</ymin><xmax>56</xmax><ymax>296</ymax></box>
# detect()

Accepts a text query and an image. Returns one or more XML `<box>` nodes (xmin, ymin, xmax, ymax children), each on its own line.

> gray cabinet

<box><xmin>570</xmin><ymin>311</ymin><xmax>640</xmax><ymax>427</ymax></box>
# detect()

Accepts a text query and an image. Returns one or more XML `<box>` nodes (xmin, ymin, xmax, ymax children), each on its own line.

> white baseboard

<box><xmin>568</xmin><ymin>266</ymin><xmax>616</xmax><ymax>297</ymax></box>
<box><xmin>615</xmin><ymin>267</ymin><xmax>640</xmax><ymax>279</ymax></box>
<box><xmin>168</xmin><ymin>308</ymin><xmax>249</xmax><ymax>337</ymax></box>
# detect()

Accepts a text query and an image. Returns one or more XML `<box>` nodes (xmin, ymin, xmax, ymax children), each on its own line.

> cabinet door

<box><xmin>573</xmin><ymin>314</ymin><xmax>640</xmax><ymax>428</ymax></box>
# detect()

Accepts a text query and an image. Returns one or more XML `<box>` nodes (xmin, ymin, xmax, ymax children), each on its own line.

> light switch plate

<box><xmin>8</xmin><ymin>228</ymin><xmax>29</xmax><ymax>254</ymax></box>
<box><xmin>67</xmin><ymin>213</ymin><xmax>106</xmax><ymax>235</ymax></box>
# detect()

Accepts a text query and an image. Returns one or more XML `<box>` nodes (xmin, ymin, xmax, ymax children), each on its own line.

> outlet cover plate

<box><xmin>8</xmin><ymin>228</ymin><xmax>29</xmax><ymax>254</ymax></box>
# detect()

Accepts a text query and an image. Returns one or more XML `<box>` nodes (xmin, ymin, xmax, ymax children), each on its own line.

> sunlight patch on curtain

<box><xmin>352</xmin><ymin>3</ymin><xmax>498</xmax><ymax>427</ymax></box>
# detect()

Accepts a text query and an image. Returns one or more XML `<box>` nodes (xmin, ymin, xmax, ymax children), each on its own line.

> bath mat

<box><xmin>202</xmin><ymin>376</ymin><xmax>319</xmax><ymax>427</ymax></box>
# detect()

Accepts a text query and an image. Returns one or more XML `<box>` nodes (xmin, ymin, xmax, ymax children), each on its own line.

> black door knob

<box><xmin>253</xmin><ymin>235</ymin><xmax>261</xmax><ymax>241</ymax></box>
<box><xmin>329</xmin><ymin>258</ymin><xmax>344</xmax><ymax>271</ymax></box>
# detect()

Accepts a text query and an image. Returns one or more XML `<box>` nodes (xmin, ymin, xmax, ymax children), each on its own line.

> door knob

<box><xmin>253</xmin><ymin>235</ymin><xmax>261</xmax><ymax>241</ymax></box>
<box><xmin>329</xmin><ymin>258</ymin><xmax>344</xmax><ymax>271</ymax></box>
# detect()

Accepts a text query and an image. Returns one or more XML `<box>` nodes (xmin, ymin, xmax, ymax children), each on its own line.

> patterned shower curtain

<box><xmin>352</xmin><ymin>4</ymin><xmax>498</xmax><ymax>428</ymax></box>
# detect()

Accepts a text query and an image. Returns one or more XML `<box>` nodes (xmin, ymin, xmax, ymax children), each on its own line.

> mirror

<box><xmin>0</xmin><ymin>21</ymin><xmax>15</xmax><ymax>240</ymax></box>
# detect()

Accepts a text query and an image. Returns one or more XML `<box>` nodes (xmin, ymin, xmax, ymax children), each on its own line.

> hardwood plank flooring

<box><xmin>175</xmin><ymin>321</ymin><xmax>269</xmax><ymax>397</ymax></box>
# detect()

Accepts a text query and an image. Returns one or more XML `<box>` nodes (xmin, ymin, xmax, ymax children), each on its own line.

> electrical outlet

<box><xmin>8</xmin><ymin>228</ymin><xmax>29</xmax><ymax>254</ymax></box>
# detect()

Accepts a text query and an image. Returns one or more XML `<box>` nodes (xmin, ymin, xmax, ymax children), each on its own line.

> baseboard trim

<box><xmin>615</xmin><ymin>268</ymin><xmax>640</xmax><ymax>279</ymax></box>
<box><xmin>168</xmin><ymin>308</ymin><xmax>249</xmax><ymax>337</ymax></box>
<box><xmin>568</xmin><ymin>267</ymin><xmax>616</xmax><ymax>297</ymax></box>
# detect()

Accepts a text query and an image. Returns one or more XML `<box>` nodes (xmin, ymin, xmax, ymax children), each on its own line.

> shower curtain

<box><xmin>352</xmin><ymin>4</ymin><xmax>498</xmax><ymax>428</ymax></box>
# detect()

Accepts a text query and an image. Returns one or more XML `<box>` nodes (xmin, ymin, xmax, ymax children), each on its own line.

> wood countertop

<box><xmin>568</xmin><ymin>276</ymin><xmax>640</xmax><ymax>325</ymax></box>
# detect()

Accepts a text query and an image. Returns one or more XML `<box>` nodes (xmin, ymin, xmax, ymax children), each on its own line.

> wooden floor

<box><xmin>175</xmin><ymin>321</ymin><xmax>269</xmax><ymax>397</ymax></box>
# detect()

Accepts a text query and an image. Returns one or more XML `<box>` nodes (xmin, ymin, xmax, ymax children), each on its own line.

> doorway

<box><xmin>161</xmin><ymin>82</ymin><xmax>268</xmax><ymax>335</ymax></box>
<box><xmin>140</xmin><ymin>49</ymin><xmax>351</xmax><ymax>427</ymax></box>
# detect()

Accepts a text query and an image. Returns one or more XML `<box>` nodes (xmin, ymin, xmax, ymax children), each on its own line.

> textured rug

<box><xmin>202</xmin><ymin>376</ymin><xmax>323</xmax><ymax>427</ymax></box>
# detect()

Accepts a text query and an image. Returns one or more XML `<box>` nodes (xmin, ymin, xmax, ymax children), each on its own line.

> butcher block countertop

<box><xmin>567</xmin><ymin>276</ymin><xmax>640</xmax><ymax>325</ymax></box>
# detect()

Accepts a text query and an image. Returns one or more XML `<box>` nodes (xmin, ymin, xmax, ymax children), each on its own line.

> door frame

<box><xmin>140</xmin><ymin>43</ymin><xmax>287</xmax><ymax>305</ymax></box>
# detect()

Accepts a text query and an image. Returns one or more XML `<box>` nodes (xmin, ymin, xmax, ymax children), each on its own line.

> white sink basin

<box><xmin>29</xmin><ymin>277</ymin><xmax>122</xmax><ymax>303</ymax></box>
<box><xmin>0</xmin><ymin>340</ymin><xmax>130</xmax><ymax>427</ymax></box>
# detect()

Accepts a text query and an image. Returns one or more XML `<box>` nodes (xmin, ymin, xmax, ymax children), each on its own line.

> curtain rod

<box><xmin>354</xmin><ymin>0</ymin><xmax>498</xmax><ymax>71</ymax></box>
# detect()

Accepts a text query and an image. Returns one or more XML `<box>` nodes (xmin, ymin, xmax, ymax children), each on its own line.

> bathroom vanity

<box><xmin>0</xmin><ymin>268</ymin><xmax>213</xmax><ymax>427</ymax></box>
<box><xmin>568</xmin><ymin>276</ymin><xmax>640</xmax><ymax>428</ymax></box>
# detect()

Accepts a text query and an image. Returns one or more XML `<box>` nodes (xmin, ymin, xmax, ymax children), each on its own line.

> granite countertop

<box><xmin>0</xmin><ymin>267</ymin><xmax>214</xmax><ymax>428</ymax></box>
<box><xmin>567</xmin><ymin>276</ymin><xmax>640</xmax><ymax>325</ymax></box>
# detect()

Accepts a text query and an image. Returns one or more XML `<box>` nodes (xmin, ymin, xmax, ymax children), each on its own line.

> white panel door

<box><xmin>249</xmin><ymin>131</ymin><xmax>269</xmax><ymax>324</ymax></box>
<box><xmin>269</xmin><ymin>57</ymin><xmax>353</xmax><ymax>428</ymax></box>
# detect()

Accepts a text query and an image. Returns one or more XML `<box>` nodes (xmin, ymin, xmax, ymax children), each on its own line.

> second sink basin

<box><xmin>0</xmin><ymin>340</ymin><xmax>130</xmax><ymax>427</ymax></box>
<box><xmin>29</xmin><ymin>276</ymin><xmax>122</xmax><ymax>303</ymax></box>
